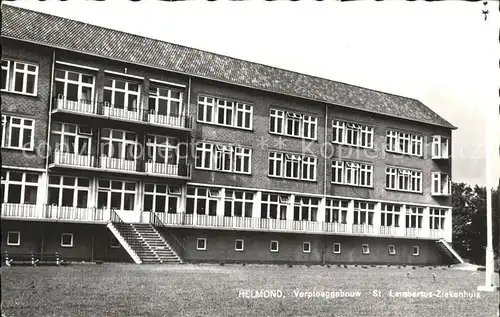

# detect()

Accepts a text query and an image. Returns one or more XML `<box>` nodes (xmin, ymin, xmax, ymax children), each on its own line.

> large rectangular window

<box><xmin>380</xmin><ymin>203</ymin><xmax>401</xmax><ymax>227</ymax></box>
<box><xmin>1</xmin><ymin>170</ymin><xmax>38</xmax><ymax>204</ymax></box>
<box><xmin>148</xmin><ymin>85</ymin><xmax>183</xmax><ymax>116</ymax></box>
<box><xmin>195</xmin><ymin>143</ymin><xmax>251</xmax><ymax>174</ymax></box>
<box><xmin>197</xmin><ymin>95</ymin><xmax>252</xmax><ymax>130</ymax></box>
<box><xmin>51</xmin><ymin>122</ymin><xmax>92</xmax><ymax>155</ymax></box>
<box><xmin>331</xmin><ymin>160</ymin><xmax>373</xmax><ymax>187</ymax></box>
<box><xmin>431</xmin><ymin>136</ymin><xmax>450</xmax><ymax>159</ymax></box>
<box><xmin>224</xmin><ymin>190</ymin><xmax>254</xmax><ymax>217</ymax></box>
<box><xmin>2</xmin><ymin>115</ymin><xmax>35</xmax><ymax>150</ymax></box>
<box><xmin>353</xmin><ymin>201</ymin><xmax>375</xmax><ymax>225</ymax></box>
<box><xmin>405</xmin><ymin>206</ymin><xmax>423</xmax><ymax>229</ymax></box>
<box><xmin>54</xmin><ymin>69</ymin><xmax>95</xmax><ymax>102</ymax></box>
<box><xmin>293</xmin><ymin>196</ymin><xmax>319</xmax><ymax>221</ymax></box>
<box><xmin>1</xmin><ymin>59</ymin><xmax>38</xmax><ymax>96</ymax></box>
<box><xmin>97</xmin><ymin>179</ymin><xmax>136</xmax><ymax>211</ymax></box>
<box><xmin>48</xmin><ymin>175</ymin><xmax>90</xmax><ymax>208</ymax></box>
<box><xmin>385</xmin><ymin>167</ymin><xmax>422</xmax><ymax>193</ymax></box>
<box><xmin>103</xmin><ymin>78</ymin><xmax>141</xmax><ymax>111</ymax></box>
<box><xmin>143</xmin><ymin>183</ymin><xmax>180</xmax><ymax>214</ymax></box>
<box><xmin>146</xmin><ymin>134</ymin><xmax>179</xmax><ymax>165</ymax></box>
<box><xmin>101</xmin><ymin>129</ymin><xmax>138</xmax><ymax>160</ymax></box>
<box><xmin>260</xmin><ymin>193</ymin><xmax>289</xmax><ymax>220</ymax></box>
<box><xmin>431</xmin><ymin>172</ymin><xmax>451</xmax><ymax>196</ymax></box>
<box><xmin>429</xmin><ymin>208</ymin><xmax>446</xmax><ymax>230</ymax></box>
<box><xmin>269</xmin><ymin>109</ymin><xmax>317</xmax><ymax>140</ymax></box>
<box><xmin>268</xmin><ymin>152</ymin><xmax>316</xmax><ymax>181</ymax></box>
<box><xmin>325</xmin><ymin>199</ymin><xmax>348</xmax><ymax>224</ymax></box>
<box><xmin>332</xmin><ymin>120</ymin><xmax>373</xmax><ymax>148</ymax></box>
<box><xmin>186</xmin><ymin>187</ymin><xmax>219</xmax><ymax>215</ymax></box>
<box><xmin>386</xmin><ymin>130</ymin><xmax>423</xmax><ymax>156</ymax></box>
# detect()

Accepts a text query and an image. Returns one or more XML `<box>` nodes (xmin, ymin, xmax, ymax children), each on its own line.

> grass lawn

<box><xmin>1</xmin><ymin>263</ymin><xmax>498</xmax><ymax>317</ymax></box>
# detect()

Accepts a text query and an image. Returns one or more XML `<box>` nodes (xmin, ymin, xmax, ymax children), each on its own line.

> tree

<box><xmin>452</xmin><ymin>182</ymin><xmax>499</xmax><ymax>265</ymax></box>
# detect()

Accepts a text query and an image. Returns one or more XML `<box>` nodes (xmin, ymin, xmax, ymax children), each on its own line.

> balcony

<box><xmin>52</xmin><ymin>97</ymin><xmax>193</xmax><ymax>131</ymax></box>
<box><xmin>1</xmin><ymin>203</ymin><xmax>38</xmax><ymax>219</ymax></box>
<box><xmin>44</xmin><ymin>205</ymin><xmax>108</xmax><ymax>222</ymax></box>
<box><xmin>258</xmin><ymin>218</ymin><xmax>288</xmax><ymax>230</ymax></box>
<box><xmin>352</xmin><ymin>224</ymin><xmax>374</xmax><ymax>234</ymax></box>
<box><xmin>49</xmin><ymin>151</ymin><xmax>192</xmax><ymax>179</ymax></box>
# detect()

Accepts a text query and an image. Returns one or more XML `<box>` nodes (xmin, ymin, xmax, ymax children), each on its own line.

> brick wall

<box><xmin>1</xmin><ymin>39</ymin><xmax>52</xmax><ymax>169</ymax></box>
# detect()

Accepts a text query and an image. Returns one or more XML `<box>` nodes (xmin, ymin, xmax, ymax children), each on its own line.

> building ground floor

<box><xmin>1</xmin><ymin>220</ymin><xmax>453</xmax><ymax>265</ymax></box>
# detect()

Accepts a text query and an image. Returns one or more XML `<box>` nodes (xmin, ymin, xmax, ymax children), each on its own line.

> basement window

<box><xmin>413</xmin><ymin>246</ymin><xmax>420</xmax><ymax>256</ymax></box>
<box><xmin>110</xmin><ymin>235</ymin><xmax>121</xmax><ymax>248</ymax></box>
<box><xmin>333</xmin><ymin>243</ymin><xmax>341</xmax><ymax>254</ymax></box>
<box><xmin>235</xmin><ymin>239</ymin><xmax>244</xmax><ymax>252</ymax></box>
<box><xmin>303</xmin><ymin>242</ymin><xmax>311</xmax><ymax>253</ymax></box>
<box><xmin>388</xmin><ymin>245</ymin><xmax>396</xmax><ymax>255</ymax></box>
<box><xmin>270</xmin><ymin>240</ymin><xmax>279</xmax><ymax>253</ymax></box>
<box><xmin>61</xmin><ymin>233</ymin><xmax>74</xmax><ymax>248</ymax></box>
<box><xmin>362</xmin><ymin>244</ymin><xmax>370</xmax><ymax>254</ymax></box>
<box><xmin>197</xmin><ymin>238</ymin><xmax>206</xmax><ymax>251</ymax></box>
<box><xmin>7</xmin><ymin>231</ymin><xmax>20</xmax><ymax>246</ymax></box>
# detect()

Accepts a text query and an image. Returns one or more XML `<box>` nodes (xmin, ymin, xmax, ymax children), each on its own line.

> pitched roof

<box><xmin>1</xmin><ymin>4</ymin><xmax>455</xmax><ymax>129</ymax></box>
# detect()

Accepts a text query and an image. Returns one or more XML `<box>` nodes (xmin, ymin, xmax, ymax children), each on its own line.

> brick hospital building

<box><xmin>0</xmin><ymin>5</ymin><xmax>463</xmax><ymax>265</ymax></box>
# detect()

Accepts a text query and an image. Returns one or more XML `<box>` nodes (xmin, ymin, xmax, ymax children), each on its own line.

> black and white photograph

<box><xmin>1</xmin><ymin>0</ymin><xmax>499</xmax><ymax>316</ymax></box>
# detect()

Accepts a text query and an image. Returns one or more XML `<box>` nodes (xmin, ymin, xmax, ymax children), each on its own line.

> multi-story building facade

<box><xmin>1</xmin><ymin>5</ymin><xmax>462</xmax><ymax>265</ymax></box>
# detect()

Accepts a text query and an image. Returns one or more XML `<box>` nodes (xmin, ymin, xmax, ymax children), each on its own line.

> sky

<box><xmin>7</xmin><ymin>0</ymin><xmax>500</xmax><ymax>187</ymax></box>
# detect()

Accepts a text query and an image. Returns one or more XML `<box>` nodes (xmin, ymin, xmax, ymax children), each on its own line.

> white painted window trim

<box><xmin>235</xmin><ymin>239</ymin><xmax>244</xmax><ymax>252</ymax></box>
<box><xmin>148</xmin><ymin>85</ymin><xmax>183</xmax><ymax>116</ymax></box>
<box><xmin>197</xmin><ymin>238</ymin><xmax>207</xmax><ymax>251</ymax></box>
<box><xmin>197</xmin><ymin>95</ymin><xmax>253</xmax><ymax>130</ymax></box>
<box><xmin>388</xmin><ymin>245</ymin><xmax>396</xmax><ymax>255</ymax></box>
<box><xmin>294</xmin><ymin>196</ymin><xmax>320</xmax><ymax>222</ymax></box>
<box><xmin>51</xmin><ymin>122</ymin><xmax>92</xmax><ymax>155</ymax></box>
<box><xmin>362</xmin><ymin>244</ymin><xmax>370</xmax><ymax>254</ymax></box>
<box><xmin>100</xmin><ymin>128</ymin><xmax>138</xmax><ymax>160</ymax></box>
<box><xmin>146</xmin><ymin>134</ymin><xmax>180</xmax><ymax>165</ymax></box>
<box><xmin>61</xmin><ymin>233</ymin><xmax>74</xmax><ymax>248</ymax></box>
<box><xmin>48</xmin><ymin>175</ymin><xmax>90</xmax><ymax>208</ymax></box>
<box><xmin>186</xmin><ymin>186</ymin><xmax>219</xmax><ymax>216</ymax></box>
<box><xmin>413</xmin><ymin>246</ymin><xmax>420</xmax><ymax>256</ymax></box>
<box><xmin>103</xmin><ymin>77</ymin><xmax>141</xmax><ymax>110</ymax></box>
<box><xmin>97</xmin><ymin>179</ymin><xmax>137</xmax><ymax>211</ymax></box>
<box><xmin>303</xmin><ymin>241</ymin><xmax>311</xmax><ymax>253</ymax></box>
<box><xmin>56</xmin><ymin>60</ymin><xmax>99</xmax><ymax>71</ymax></box>
<box><xmin>3</xmin><ymin>60</ymin><xmax>39</xmax><ymax>96</ymax></box>
<box><xmin>144</xmin><ymin>183</ymin><xmax>179</xmax><ymax>213</ymax></box>
<box><xmin>195</xmin><ymin>142</ymin><xmax>251</xmax><ymax>175</ymax></box>
<box><xmin>224</xmin><ymin>190</ymin><xmax>254</xmax><ymax>218</ymax></box>
<box><xmin>331</xmin><ymin>160</ymin><xmax>374</xmax><ymax>188</ymax></box>
<box><xmin>385</xmin><ymin>166</ymin><xmax>423</xmax><ymax>193</ymax></box>
<box><xmin>150</xmin><ymin>78</ymin><xmax>186</xmax><ymax>88</ymax></box>
<box><xmin>333</xmin><ymin>243</ymin><xmax>341</xmax><ymax>254</ymax></box>
<box><xmin>7</xmin><ymin>231</ymin><xmax>20</xmax><ymax>246</ymax></box>
<box><xmin>325</xmin><ymin>199</ymin><xmax>349</xmax><ymax>224</ymax></box>
<box><xmin>332</xmin><ymin>119</ymin><xmax>374</xmax><ymax>149</ymax></box>
<box><xmin>104</xmin><ymin>69</ymin><xmax>144</xmax><ymax>80</ymax></box>
<box><xmin>270</xmin><ymin>240</ymin><xmax>279</xmax><ymax>252</ymax></box>
<box><xmin>2</xmin><ymin>115</ymin><xmax>35</xmax><ymax>151</ymax></box>
<box><xmin>1</xmin><ymin>170</ymin><xmax>39</xmax><ymax>204</ymax></box>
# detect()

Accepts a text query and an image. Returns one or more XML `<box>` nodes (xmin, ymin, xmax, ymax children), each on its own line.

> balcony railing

<box><xmin>352</xmin><ymin>224</ymin><xmax>374</xmax><ymax>234</ymax></box>
<box><xmin>44</xmin><ymin>205</ymin><xmax>107</xmax><ymax>222</ymax></box>
<box><xmin>1</xmin><ymin>203</ymin><xmax>37</xmax><ymax>218</ymax></box>
<box><xmin>379</xmin><ymin>226</ymin><xmax>398</xmax><ymax>236</ymax></box>
<box><xmin>405</xmin><ymin>227</ymin><xmax>422</xmax><ymax>237</ymax></box>
<box><xmin>258</xmin><ymin>218</ymin><xmax>288</xmax><ymax>230</ymax></box>
<box><xmin>53</xmin><ymin>97</ymin><xmax>193</xmax><ymax>130</ymax></box>
<box><xmin>430</xmin><ymin>229</ymin><xmax>446</xmax><ymax>239</ymax></box>
<box><xmin>49</xmin><ymin>151</ymin><xmax>191</xmax><ymax>178</ymax></box>
<box><xmin>322</xmin><ymin>222</ymin><xmax>347</xmax><ymax>233</ymax></box>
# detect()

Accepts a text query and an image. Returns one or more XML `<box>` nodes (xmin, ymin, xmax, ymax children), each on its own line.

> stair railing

<box><xmin>110</xmin><ymin>209</ymin><xmax>149</xmax><ymax>259</ymax></box>
<box><xmin>150</xmin><ymin>211</ymin><xmax>187</xmax><ymax>259</ymax></box>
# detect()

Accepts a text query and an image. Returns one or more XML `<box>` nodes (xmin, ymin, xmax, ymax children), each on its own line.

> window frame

<box><xmin>293</xmin><ymin>196</ymin><xmax>319</xmax><ymax>222</ymax></box>
<box><xmin>235</xmin><ymin>239</ymin><xmax>244</xmax><ymax>252</ymax></box>
<box><xmin>146</xmin><ymin>134</ymin><xmax>180</xmax><ymax>165</ymax></box>
<box><xmin>269</xmin><ymin>151</ymin><xmax>316</xmax><ymax>181</ymax></box>
<box><xmin>362</xmin><ymin>244</ymin><xmax>370</xmax><ymax>254</ymax></box>
<box><xmin>302</xmin><ymin>241</ymin><xmax>311</xmax><ymax>253</ymax></box>
<box><xmin>143</xmin><ymin>183</ymin><xmax>180</xmax><ymax>214</ymax></box>
<box><xmin>260</xmin><ymin>193</ymin><xmax>289</xmax><ymax>220</ymax></box>
<box><xmin>413</xmin><ymin>246</ymin><xmax>420</xmax><ymax>256</ymax></box>
<box><xmin>148</xmin><ymin>84</ymin><xmax>183</xmax><ymax>117</ymax></box>
<box><xmin>7</xmin><ymin>231</ymin><xmax>21</xmax><ymax>246</ymax></box>
<box><xmin>100</xmin><ymin>128</ymin><xmax>138</xmax><ymax>161</ymax></box>
<box><xmin>224</xmin><ymin>190</ymin><xmax>254</xmax><ymax>218</ymax></box>
<box><xmin>61</xmin><ymin>233</ymin><xmax>74</xmax><ymax>248</ymax></box>
<box><xmin>388</xmin><ymin>245</ymin><xmax>396</xmax><ymax>255</ymax></box>
<box><xmin>385</xmin><ymin>166</ymin><xmax>423</xmax><ymax>193</ymax></box>
<box><xmin>96</xmin><ymin>179</ymin><xmax>136</xmax><ymax>211</ymax></box>
<box><xmin>331</xmin><ymin>160</ymin><xmax>373</xmax><ymax>188</ymax></box>
<box><xmin>269</xmin><ymin>108</ymin><xmax>317</xmax><ymax>140</ymax></box>
<box><xmin>195</xmin><ymin>142</ymin><xmax>252</xmax><ymax>174</ymax></box>
<box><xmin>1</xmin><ymin>170</ymin><xmax>39</xmax><ymax>204</ymax></box>
<box><xmin>103</xmin><ymin>77</ymin><xmax>141</xmax><ymax>111</ymax></box>
<box><xmin>431</xmin><ymin>135</ymin><xmax>450</xmax><ymax>159</ymax></box>
<box><xmin>54</xmin><ymin>68</ymin><xmax>96</xmax><ymax>102</ymax></box>
<box><xmin>1</xmin><ymin>59</ymin><xmax>39</xmax><ymax>96</ymax></box>
<box><xmin>48</xmin><ymin>175</ymin><xmax>90</xmax><ymax>208</ymax></box>
<box><xmin>270</xmin><ymin>240</ymin><xmax>279</xmax><ymax>253</ymax></box>
<box><xmin>333</xmin><ymin>243</ymin><xmax>341</xmax><ymax>254</ymax></box>
<box><xmin>196</xmin><ymin>238</ymin><xmax>207</xmax><ymax>251</ymax></box>
<box><xmin>332</xmin><ymin>119</ymin><xmax>373</xmax><ymax>149</ymax></box>
<box><xmin>385</xmin><ymin>129</ymin><xmax>423</xmax><ymax>157</ymax></box>
<box><xmin>197</xmin><ymin>95</ymin><xmax>253</xmax><ymax>130</ymax></box>
<box><xmin>186</xmin><ymin>186</ymin><xmax>219</xmax><ymax>216</ymax></box>
<box><xmin>325</xmin><ymin>199</ymin><xmax>348</xmax><ymax>224</ymax></box>
<box><xmin>50</xmin><ymin>122</ymin><xmax>92</xmax><ymax>156</ymax></box>
<box><xmin>2</xmin><ymin>115</ymin><xmax>35</xmax><ymax>151</ymax></box>
<box><xmin>431</xmin><ymin>172</ymin><xmax>451</xmax><ymax>196</ymax></box>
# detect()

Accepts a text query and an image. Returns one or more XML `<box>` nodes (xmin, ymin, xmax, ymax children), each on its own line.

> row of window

<box><xmin>6</xmin><ymin>231</ymin><xmax>122</xmax><ymax>249</ymax></box>
<box><xmin>3</xmin><ymin>59</ymin><xmax>451</xmax><ymax>160</ymax></box>
<box><xmin>0</xmin><ymin>173</ymin><xmax>448</xmax><ymax>229</ymax></box>
<box><xmin>195</xmin><ymin>238</ymin><xmax>421</xmax><ymax>256</ymax></box>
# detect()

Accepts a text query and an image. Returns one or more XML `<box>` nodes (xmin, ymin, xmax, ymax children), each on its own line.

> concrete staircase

<box><xmin>109</xmin><ymin>222</ymin><xmax>182</xmax><ymax>264</ymax></box>
<box><xmin>435</xmin><ymin>239</ymin><xmax>464</xmax><ymax>264</ymax></box>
